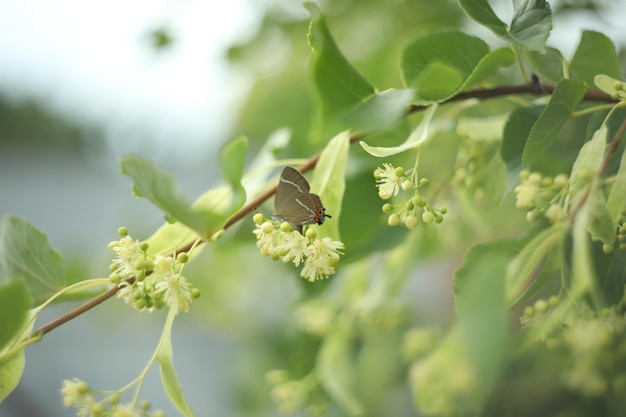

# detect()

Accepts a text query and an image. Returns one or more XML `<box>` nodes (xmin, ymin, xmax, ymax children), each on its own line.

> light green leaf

<box><xmin>0</xmin><ymin>280</ymin><xmax>32</xmax><ymax>352</ymax></box>
<box><xmin>571</xmin><ymin>31</ymin><xmax>622</xmax><ymax>89</ymax></box>
<box><xmin>586</xmin><ymin>187</ymin><xmax>615</xmax><ymax>245</ymax></box>
<box><xmin>310</xmin><ymin>131</ymin><xmax>350</xmax><ymax>241</ymax></box>
<box><xmin>0</xmin><ymin>350</ymin><xmax>25</xmax><ymax>403</ymax></box>
<box><xmin>570</xmin><ymin>124</ymin><xmax>607</xmax><ymax>194</ymax></box>
<box><xmin>459</xmin><ymin>0</ymin><xmax>551</xmax><ymax>51</ymax></box>
<box><xmin>571</xmin><ymin>203</ymin><xmax>594</xmax><ymax>296</ymax></box>
<box><xmin>522</xmin><ymin>79</ymin><xmax>587</xmax><ymax>165</ymax></box>
<box><xmin>594</xmin><ymin>74</ymin><xmax>626</xmax><ymax>100</ymax></box>
<box><xmin>316</xmin><ymin>323</ymin><xmax>364</xmax><ymax>416</ymax></box>
<box><xmin>339</xmin><ymin>89</ymin><xmax>415</xmax><ymax>133</ymax></box>
<box><xmin>607</xmin><ymin>140</ymin><xmax>626</xmax><ymax>222</ymax></box>
<box><xmin>359</xmin><ymin>104</ymin><xmax>438</xmax><ymax>157</ymax></box>
<box><xmin>0</xmin><ymin>216</ymin><xmax>66</xmax><ymax>305</ymax></box>
<box><xmin>157</xmin><ymin>311</ymin><xmax>198</xmax><ymax>417</ymax></box>
<box><xmin>305</xmin><ymin>1</ymin><xmax>375</xmax><ymax>141</ymax></box>
<box><xmin>454</xmin><ymin>240</ymin><xmax>511</xmax><ymax>399</ymax></box>
<box><xmin>121</xmin><ymin>137</ymin><xmax>247</xmax><ymax>240</ymax></box>
<box><xmin>457</xmin><ymin>113</ymin><xmax>509</xmax><ymax>141</ymax></box>
<box><xmin>506</xmin><ymin>225</ymin><xmax>566</xmax><ymax>305</ymax></box>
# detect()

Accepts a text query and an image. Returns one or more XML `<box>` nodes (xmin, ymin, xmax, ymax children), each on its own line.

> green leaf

<box><xmin>506</xmin><ymin>225</ymin><xmax>566</xmax><ymax>305</ymax></box>
<box><xmin>316</xmin><ymin>323</ymin><xmax>364</xmax><ymax>416</ymax></box>
<box><xmin>0</xmin><ymin>216</ymin><xmax>66</xmax><ymax>305</ymax></box>
<box><xmin>401</xmin><ymin>31</ymin><xmax>489</xmax><ymax>102</ymax></box>
<box><xmin>586</xmin><ymin>186</ymin><xmax>615</xmax><ymax>245</ymax></box>
<box><xmin>500</xmin><ymin>106</ymin><xmax>544</xmax><ymax>193</ymax></box>
<box><xmin>571</xmin><ymin>31</ymin><xmax>622</xmax><ymax>89</ymax></box>
<box><xmin>522</xmin><ymin>79</ymin><xmax>587</xmax><ymax>165</ymax></box>
<box><xmin>459</xmin><ymin>0</ymin><xmax>551</xmax><ymax>51</ymax></box>
<box><xmin>305</xmin><ymin>1</ymin><xmax>375</xmax><ymax>141</ymax></box>
<box><xmin>120</xmin><ymin>137</ymin><xmax>247</xmax><ymax>240</ymax></box>
<box><xmin>594</xmin><ymin>74</ymin><xmax>626</xmax><ymax>100</ymax></box>
<box><xmin>0</xmin><ymin>280</ymin><xmax>32</xmax><ymax>352</ymax></box>
<box><xmin>525</xmin><ymin>47</ymin><xmax>565</xmax><ymax>82</ymax></box>
<box><xmin>359</xmin><ymin>104</ymin><xmax>438</xmax><ymax>157</ymax></box>
<box><xmin>607</xmin><ymin>141</ymin><xmax>626</xmax><ymax>222</ymax></box>
<box><xmin>0</xmin><ymin>350</ymin><xmax>25</xmax><ymax>403</ymax></box>
<box><xmin>310</xmin><ymin>131</ymin><xmax>350</xmax><ymax>241</ymax></box>
<box><xmin>570</xmin><ymin>124</ymin><xmax>607</xmax><ymax>194</ymax></box>
<box><xmin>338</xmin><ymin>89</ymin><xmax>415</xmax><ymax>133</ymax></box>
<box><xmin>454</xmin><ymin>240</ymin><xmax>511</xmax><ymax>399</ymax></box>
<box><xmin>157</xmin><ymin>312</ymin><xmax>198</xmax><ymax>417</ymax></box>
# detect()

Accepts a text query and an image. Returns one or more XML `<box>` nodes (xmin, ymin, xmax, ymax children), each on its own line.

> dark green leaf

<box><xmin>459</xmin><ymin>0</ymin><xmax>551</xmax><ymax>51</ymax></box>
<box><xmin>571</xmin><ymin>31</ymin><xmax>622</xmax><ymax>89</ymax></box>
<box><xmin>401</xmin><ymin>30</ymin><xmax>489</xmax><ymax>102</ymax></box>
<box><xmin>570</xmin><ymin>124</ymin><xmax>607</xmax><ymax>194</ymax></box>
<box><xmin>525</xmin><ymin>47</ymin><xmax>565</xmax><ymax>82</ymax></box>
<box><xmin>454</xmin><ymin>240</ymin><xmax>511</xmax><ymax>399</ymax></box>
<box><xmin>0</xmin><ymin>279</ymin><xmax>31</xmax><ymax>352</ymax></box>
<box><xmin>0</xmin><ymin>216</ymin><xmax>65</xmax><ymax>305</ymax></box>
<box><xmin>305</xmin><ymin>1</ymin><xmax>375</xmax><ymax>142</ymax></box>
<box><xmin>522</xmin><ymin>79</ymin><xmax>587</xmax><ymax>165</ymax></box>
<box><xmin>586</xmin><ymin>186</ymin><xmax>615</xmax><ymax>245</ymax></box>
<box><xmin>501</xmin><ymin>106</ymin><xmax>544</xmax><ymax>193</ymax></box>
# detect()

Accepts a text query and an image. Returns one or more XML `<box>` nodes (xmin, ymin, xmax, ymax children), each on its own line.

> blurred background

<box><xmin>1</xmin><ymin>0</ymin><xmax>625</xmax><ymax>416</ymax></box>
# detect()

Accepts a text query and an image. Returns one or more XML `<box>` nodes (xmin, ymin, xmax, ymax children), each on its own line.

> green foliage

<box><xmin>0</xmin><ymin>216</ymin><xmax>65</xmax><ymax>305</ymax></box>
<box><xmin>4</xmin><ymin>2</ymin><xmax>626</xmax><ymax>417</ymax></box>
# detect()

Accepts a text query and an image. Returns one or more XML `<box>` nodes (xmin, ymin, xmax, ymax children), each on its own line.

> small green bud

<box><xmin>401</xmin><ymin>180</ymin><xmax>414</xmax><ymax>192</ymax></box>
<box><xmin>141</xmin><ymin>400</ymin><xmax>151</xmax><ymax>411</ymax></box>
<box><xmin>134</xmin><ymin>258</ymin><xmax>146</xmax><ymax>271</ymax></box>
<box><xmin>519</xmin><ymin>169</ymin><xmax>530</xmax><ymax>180</ymax></box>
<box><xmin>109</xmin><ymin>272</ymin><xmax>121</xmax><ymax>284</ymax></box>
<box><xmin>328</xmin><ymin>256</ymin><xmax>340</xmax><ymax>268</ymax></box>
<box><xmin>554</xmin><ymin>174</ymin><xmax>568</xmax><ymax>189</ymax></box>
<box><xmin>280</xmin><ymin>222</ymin><xmax>292</xmax><ymax>233</ymax></box>
<box><xmin>404</xmin><ymin>215</ymin><xmax>419</xmax><ymax>229</ymax></box>
<box><xmin>434</xmin><ymin>214</ymin><xmax>444</xmax><ymax>224</ymax></box>
<box><xmin>373</xmin><ymin>167</ymin><xmax>384</xmax><ymax>179</ymax></box>
<box><xmin>382</xmin><ymin>203</ymin><xmax>393</xmax><ymax>213</ymax></box>
<box><xmin>523</xmin><ymin>306</ymin><xmax>534</xmax><ymax>317</ymax></box>
<box><xmin>412</xmin><ymin>195</ymin><xmax>426</xmax><ymax>208</ymax></box>
<box><xmin>547</xmin><ymin>295</ymin><xmax>559</xmax><ymax>307</ymax></box>
<box><xmin>534</xmin><ymin>299</ymin><xmax>548</xmax><ymax>314</ymax></box>
<box><xmin>394</xmin><ymin>166</ymin><xmax>405</xmax><ymax>177</ymax></box>
<box><xmin>388</xmin><ymin>213</ymin><xmax>401</xmax><ymax>226</ymax></box>
<box><xmin>253</xmin><ymin>213</ymin><xmax>265</xmax><ymax>224</ymax></box>
<box><xmin>191</xmin><ymin>288</ymin><xmax>201</xmax><ymax>299</ymax></box>
<box><xmin>305</xmin><ymin>228</ymin><xmax>316</xmax><ymax>240</ymax></box>
<box><xmin>118</xmin><ymin>227</ymin><xmax>128</xmax><ymax>237</ymax></box>
<box><xmin>422</xmin><ymin>211</ymin><xmax>434</xmax><ymax>224</ymax></box>
<box><xmin>144</xmin><ymin>258</ymin><xmax>154</xmax><ymax>271</ymax></box>
<box><xmin>439</xmin><ymin>207</ymin><xmax>447</xmax><ymax>215</ymax></box>
<box><xmin>261</xmin><ymin>221</ymin><xmax>275</xmax><ymax>234</ymax></box>
<box><xmin>270</xmin><ymin>253</ymin><xmax>280</xmax><ymax>261</ymax></box>
<box><xmin>528</xmin><ymin>172</ymin><xmax>542</xmax><ymax>185</ymax></box>
<box><xmin>109</xmin><ymin>263</ymin><xmax>118</xmax><ymax>272</ymax></box>
<box><xmin>108</xmin><ymin>392</ymin><xmax>121</xmax><ymax>405</ymax></box>
<box><xmin>614</xmin><ymin>81</ymin><xmax>624</xmax><ymax>91</ymax></box>
<box><xmin>77</xmin><ymin>381</ymin><xmax>90</xmax><ymax>394</ymax></box>
<box><xmin>135</xmin><ymin>270</ymin><xmax>146</xmax><ymax>282</ymax></box>
<box><xmin>419</xmin><ymin>178</ymin><xmax>429</xmax><ymax>187</ymax></box>
<box><xmin>603</xmin><ymin>243</ymin><xmax>614</xmax><ymax>254</ymax></box>
<box><xmin>140</xmin><ymin>242</ymin><xmax>149</xmax><ymax>252</ymax></box>
<box><xmin>177</xmin><ymin>253</ymin><xmax>189</xmax><ymax>264</ymax></box>
<box><xmin>90</xmin><ymin>402</ymin><xmax>105</xmax><ymax>415</ymax></box>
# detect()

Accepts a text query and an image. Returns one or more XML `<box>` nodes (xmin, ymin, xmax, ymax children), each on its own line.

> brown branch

<box><xmin>32</xmin><ymin>80</ymin><xmax>617</xmax><ymax>338</ymax></box>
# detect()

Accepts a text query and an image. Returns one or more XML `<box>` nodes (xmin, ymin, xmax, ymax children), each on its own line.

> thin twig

<box><xmin>32</xmin><ymin>80</ymin><xmax>616</xmax><ymax>338</ymax></box>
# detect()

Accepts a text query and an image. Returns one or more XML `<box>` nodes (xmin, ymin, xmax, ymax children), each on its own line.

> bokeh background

<box><xmin>1</xmin><ymin>0</ymin><xmax>626</xmax><ymax>416</ymax></box>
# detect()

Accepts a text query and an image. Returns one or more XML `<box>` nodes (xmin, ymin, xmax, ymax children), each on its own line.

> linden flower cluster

<box><xmin>265</xmin><ymin>370</ymin><xmax>326</xmax><ymax>415</ymax></box>
<box><xmin>61</xmin><ymin>378</ymin><xmax>165</xmax><ymax>417</ymax></box>
<box><xmin>108</xmin><ymin>227</ymin><xmax>199</xmax><ymax>314</ymax></box>
<box><xmin>514</xmin><ymin>170</ymin><xmax>569</xmax><ymax>223</ymax></box>
<box><xmin>452</xmin><ymin>137</ymin><xmax>500</xmax><ymax>201</ymax></box>
<box><xmin>374</xmin><ymin>163</ymin><xmax>447</xmax><ymax>229</ymax></box>
<box><xmin>521</xmin><ymin>300</ymin><xmax>626</xmax><ymax>398</ymax></box>
<box><xmin>252</xmin><ymin>214</ymin><xmax>344</xmax><ymax>282</ymax></box>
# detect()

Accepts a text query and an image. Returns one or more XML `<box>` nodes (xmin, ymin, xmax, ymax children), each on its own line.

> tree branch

<box><xmin>32</xmin><ymin>79</ymin><xmax>617</xmax><ymax>338</ymax></box>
